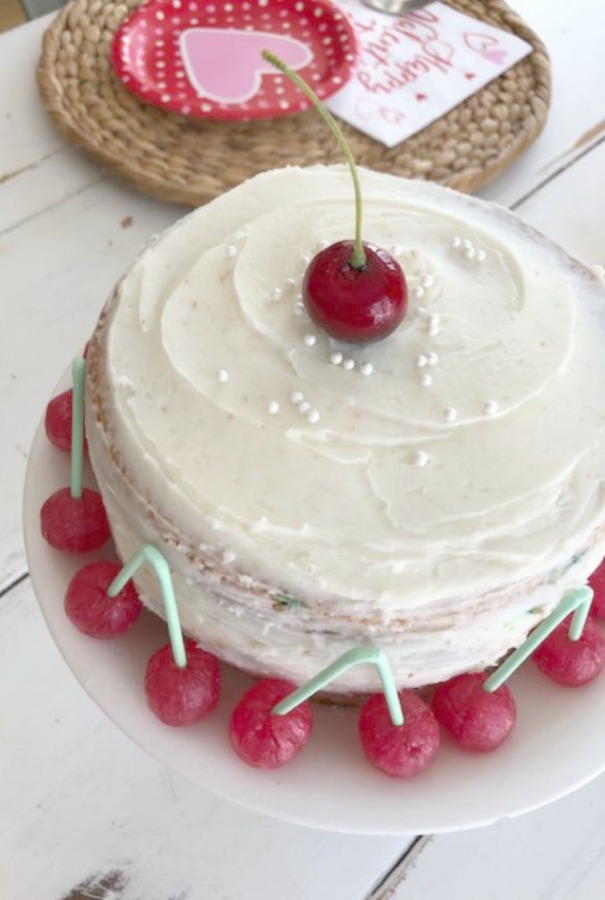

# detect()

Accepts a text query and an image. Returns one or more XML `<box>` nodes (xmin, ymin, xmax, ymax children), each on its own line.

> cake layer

<box><xmin>86</xmin><ymin>166</ymin><xmax>605</xmax><ymax>691</ymax></box>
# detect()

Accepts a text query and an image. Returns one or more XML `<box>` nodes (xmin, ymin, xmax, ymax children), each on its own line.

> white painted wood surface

<box><xmin>2</xmin><ymin>4</ymin><xmax>605</xmax><ymax>899</ymax></box>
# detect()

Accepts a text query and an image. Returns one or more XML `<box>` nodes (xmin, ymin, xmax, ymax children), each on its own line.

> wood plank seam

<box><xmin>0</xmin><ymin>570</ymin><xmax>29</xmax><ymax>599</ymax></box>
<box><xmin>367</xmin><ymin>836</ymin><xmax>433</xmax><ymax>900</ymax></box>
<box><xmin>0</xmin><ymin>173</ymin><xmax>105</xmax><ymax>239</ymax></box>
<box><xmin>511</xmin><ymin>129</ymin><xmax>605</xmax><ymax>212</ymax></box>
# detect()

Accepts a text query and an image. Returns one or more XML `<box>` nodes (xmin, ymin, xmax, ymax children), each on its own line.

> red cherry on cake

<box><xmin>145</xmin><ymin>639</ymin><xmax>221</xmax><ymax>727</ymax></box>
<box><xmin>359</xmin><ymin>690</ymin><xmax>440</xmax><ymax>777</ymax></box>
<box><xmin>432</xmin><ymin>672</ymin><xmax>516</xmax><ymax>752</ymax></box>
<box><xmin>65</xmin><ymin>561</ymin><xmax>143</xmax><ymax>638</ymax></box>
<box><xmin>262</xmin><ymin>51</ymin><xmax>407</xmax><ymax>345</ymax></box>
<box><xmin>40</xmin><ymin>487</ymin><xmax>111</xmax><ymax>553</ymax></box>
<box><xmin>229</xmin><ymin>678</ymin><xmax>313</xmax><ymax>769</ymax></box>
<box><xmin>303</xmin><ymin>241</ymin><xmax>407</xmax><ymax>343</ymax></box>
<box><xmin>532</xmin><ymin>616</ymin><xmax>605</xmax><ymax>686</ymax></box>
<box><xmin>588</xmin><ymin>559</ymin><xmax>605</xmax><ymax>619</ymax></box>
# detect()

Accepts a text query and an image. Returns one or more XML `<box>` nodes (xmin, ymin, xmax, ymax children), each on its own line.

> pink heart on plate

<box><xmin>180</xmin><ymin>29</ymin><xmax>312</xmax><ymax>104</ymax></box>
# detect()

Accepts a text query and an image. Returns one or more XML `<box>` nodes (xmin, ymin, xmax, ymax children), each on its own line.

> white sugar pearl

<box><xmin>343</xmin><ymin>358</ymin><xmax>355</xmax><ymax>370</ymax></box>
<box><xmin>267</xmin><ymin>401</ymin><xmax>280</xmax><ymax>415</ymax></box>
<box><xmin>484</xmin><ymin>400</ymin><xmax>499</xmax><ymax>415</ymax></box>
<box><xmin>427</xmin><ymin>352</ymin><xmax>439</xmax><ymax>366</ymax></box>
<box><xmin>462</xmin><ymin>239</ymin><xmax>473</xmax><ymax>250</ymax></box>
<box><xmin>270</xmin><ymin>287</ymin><xmax>282</xmax><ymax>301</ymax></box>
<box><xmin>285</xmin><ymin>277</ymin><xmax>297</xmax><ymax>288</ymax></box>
<box><xmin>421</xmin><ymin>373</ymin><xmax>433</xmax><ymax>387</ymax></box>
<box><xmin>330</xmin><ymin>352</ymin><xmax>343</xmax><ymax>365</ymax></box>
<box><xmin>359</xmin><ymin>362</ymin><xmax>374</xmax><ymax>376</ymax></box>
<box><xmin>293</xmin><ymin>303</ymin><xmax>305</xmax><ymax>317</ymax></box>
<box><xmin>298</xmin><ymin>400</ymin><xmax>311</xmax><ymax>414</ymax></box>
<box><xmin>222</xmin><ymin>551</ymin><xmax>236</xmax><ymax>564</ymax></box>
<box><xmin>217</xmin><ymin>369</ymin><xmax>229</xmax><ymax>383</ymax></box>
<box><xmin>451</xmin><ymin>236</ymin><xmax>462</xmax><ymax>249</ymax></box>
<box><xmin>464</xmin><ymin>247</ymin><xmax>476</xmax><ymax>260</ymax></box>
<box><xmin>416</xmin><ymin>306</ymin><xmax>429</xmax><ymax>319</ymax></box>
<box><xmin>444</xmin><ymin>407</ymin><xmax>457</xmax><ymax>422</ymax></box>
<box><xmin>428</xmin><ymin>314</ymin><xmax>440</xmax><ymax>329</ymax></box>
<box><xmin>415</xmin><ymin>354</ymin><xmax>428</xmax><ymax>368</ymax></box>
<box><xmin>290</xmin><ymin>391</ymin><xmax>304</xmax><ymax>404</ymax></box>
<box><xmin>414</xmin><ymin>285</ymin><xmax>425</xmax><ymax>300</ymax></box>
<box><xmin>301</xmin><ymin>254</ymin><xmax>311</xmax><ymax>266</ymax></box>
<box><xmin>414</xmin><ymin>450</ymin><xmax>430</xmax><ymax>467</ymax></box>
<box><xmin>225</xmin><ymin>244</ymin><xmax>237</xmax><ymax>257</ymax></box>
<box><xmin>476</xmin><ymin>249</ymin><xmax>486</xmax><ymax>262</ymax></box>
<box><xmin>303</xmin><ymin>333</ymin><xmax>317</xmax><ymax>347</ymax></box>
<box><xmin>307</xmin><ymin>410</ymin><xmax>320</xmax><ymax>424</ymax></box>
<box><xmin>421</xmin><ymin>274</ymin><xmax>434</xmax><ymax>288</ymax></box>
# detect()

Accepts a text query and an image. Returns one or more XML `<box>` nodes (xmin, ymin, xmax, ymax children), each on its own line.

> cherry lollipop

<box><xmin>533</xmin><ymin>616</ymin><xmax>605</xmax><ymax>686</ymax></box>
<box><xmin>230</xmin><ymin>678</ymin><xmax>313</xmax><ymax>769</ymax></box>
<box><xmin>146</xmin><ymin>639</ymin><xmax>221</xmax><ymax>727</ymax></box>
<box><xmin>589</xmin><ymin>559</ymin><xmax>605</xmax><ymax>619</ymax></box>
<box><xmin>263</xmin><ymin>52</ymin><xmax>407</xmax><ymax>343</ymax></box>
<box><xmin>359</xmin><ymin>690</ymin><xmax>440</xmax><ymax>777</ymax></box>
<box><xmin>45</xmin><ymin>389</ymin><xmax>75</xmax><ymax>453</ymax></box>
<box><xmin>40</xmin><ymin>357</ymin><xmax>110</xmax><ymax>553</ymax></box>
<box><xmin>432</xmin><ymin>672</ymin><xmax>516</xmax><ymax>752</ymax></box>
<box><xmin>65</xmin><ymin>561</ymin><xmax>143</xmax><ymax>638</ymax></box>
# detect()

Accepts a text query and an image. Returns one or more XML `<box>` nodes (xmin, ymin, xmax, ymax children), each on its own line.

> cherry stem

<box><xmin>262</xmin><ymin>50</ymin><xmax>366</xmax><ymax>269</ymax></box>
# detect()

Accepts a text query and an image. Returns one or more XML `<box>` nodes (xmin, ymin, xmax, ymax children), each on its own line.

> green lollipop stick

<box><xmin>70</xmin><ymin>356</ymin><xmax>86</xmax><ymax>500</ymax></box>
<box><xmin>483</xmin><ymin>586</ymin><xmax>594</xmax><ymax>693</ymax></box>
<box><xmin>272</xmin><ymin>646</ymin><xmax>404</xmax><ymax>726</ymax></box>
<box><xmin>108</xmin><ymin>545</ymin><xmax>187</xmax><ymax>668</ymax></box>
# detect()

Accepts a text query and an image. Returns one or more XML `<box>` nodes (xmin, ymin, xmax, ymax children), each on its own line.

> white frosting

<box><xmin>87</xmin><ymin>166</ymin><xmax>605</xmax><ymax>691</ymax></box>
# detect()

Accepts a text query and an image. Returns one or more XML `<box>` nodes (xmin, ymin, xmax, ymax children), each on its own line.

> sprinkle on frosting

<box><xmin>225</xmin><ymin>244</ymin><xmax>237</xmax><ymax>258</ymax></box>
<box><xmin>415</xmin><ymin>354</ymin><xmax>428</xmax><ymax>368</ymax></box>
<box><xmin>484</xmin><ymin>400</ymin><xmax>499</xmax><ymax>416</ymax></box>
<box><xmin>270</xmin><ymin>287</ymin><xmax>283</xmax><ymax>301</ymax></box>
<box><xmin>359</xmin><ymin>362</ymin><xmax>374</xmax><ymax>376</ymax></box>
<box><xmin>330</xmin><ymin>351</ymin><xmax>344</xmax><ymax>365</ymax></box>
<box><xmin>444</xmin><ymin>407</ymin><xmax>457</xmax><ymax>422</ymax></box>
<box><xmin>303</xmin><ymin>334</ymin><xmax>317</xmax><ymax>347</ymax></box>
<box><xmin>307</xmin><ymin>410</ymin><xmax>320</xmax><ymax>424</ymax></box>
<box><xmin>217</xmin><ymin>369</ymin><xmax>229</xmax><ymax>383</ymax></box>
<box><xmin>290</xmin><ymin>390</ymin><xmax>304</xmax><ymax>404</ymax></box>
<box><xmin>421</xmin><ymin>373</ymin><xmax>433</xmax><ymax>387</ymax></box>
<box><xmin>343</xmin><ymin>358</ymin><xmax>355</xmax><ymax>370</ymax></box>
<box><xmin>414</xmin><ymin>450</ymin><xmax>430</xmax><ymax>467</ymax></box>
<box><xmin>268</xmin><ymin>401</ymin><xmax>280</xmax><ymax>415</ymax></box>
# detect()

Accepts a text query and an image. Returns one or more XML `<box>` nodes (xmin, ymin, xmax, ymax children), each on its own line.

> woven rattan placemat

<box><xmin>37</xmin><ymin>0</ymin><xmax>551</xmax><ymax>206</ymax></box>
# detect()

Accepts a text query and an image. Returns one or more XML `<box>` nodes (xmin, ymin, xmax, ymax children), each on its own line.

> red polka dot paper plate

<box><xmin>111</xmin><ymin>0</ymin><xmax>358</xmax><ymax>120</ymax></box>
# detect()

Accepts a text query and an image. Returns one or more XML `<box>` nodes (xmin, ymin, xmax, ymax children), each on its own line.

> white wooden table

<box><xmin>2</xmin><ymin>4</ymin><xmax>605</xmax><ymax>898</ymax></box>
